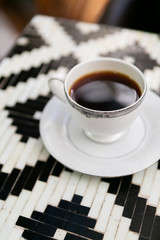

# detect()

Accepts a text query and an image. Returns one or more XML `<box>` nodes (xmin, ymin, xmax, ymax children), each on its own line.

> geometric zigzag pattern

<box><xmin>0</xmin><ymin>15</ymin><xmax>160</xmax><ymax>239</ymax></box>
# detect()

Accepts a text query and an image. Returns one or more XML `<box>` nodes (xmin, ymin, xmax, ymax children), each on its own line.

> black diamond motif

<box><xmin>56</xmin><ymin>18</ymin><xmax>120</xmax><ymax>44</ymax></box>
<box><xmin>101</xmin><ymin>43</ymin><xmax>160</xmax><ymax>72</ymax></box>
<box><xmin>7</xmin><ymin>24</ymin><xmax>49</xmax><ymax>58</ymax></box>
<box><xmin>5</xmin><ymin>95</ymin><xmax>50</xmax><ymax>142</ymax></box>
<box><xmin>16</xmin><ymin>198</ymin><xmax>103</xmax><ymax>240</ymax></box>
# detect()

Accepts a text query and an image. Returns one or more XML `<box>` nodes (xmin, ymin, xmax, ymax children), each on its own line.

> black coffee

<box><xmin>69</xmin><ymin>71</ymin><xmax>141</xmax><ymax>111</ymax></box>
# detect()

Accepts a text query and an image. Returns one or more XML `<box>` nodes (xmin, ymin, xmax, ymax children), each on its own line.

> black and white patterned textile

<box><xmin>0</xmin><ymin>15</ymin><xmax>160</xmax><ymax>240</ymax></box>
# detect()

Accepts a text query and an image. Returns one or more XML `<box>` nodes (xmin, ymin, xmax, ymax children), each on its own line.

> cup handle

<box><xmin>49</xmin><ymin>73</ymin><xmax>66</xmax><ymax>102</ymax></box>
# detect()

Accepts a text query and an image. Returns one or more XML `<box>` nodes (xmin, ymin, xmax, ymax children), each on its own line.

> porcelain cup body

<box><xmin>49</xmin><ymin>58</ymin><xmax>147</xmax><ymax>143</ymax></box>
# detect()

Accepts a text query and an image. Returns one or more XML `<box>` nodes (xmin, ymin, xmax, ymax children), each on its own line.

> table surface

<box><xmin>0</xmin><ymin>15</ymin><xmax>160</xmax><ymax>240</ymax></box>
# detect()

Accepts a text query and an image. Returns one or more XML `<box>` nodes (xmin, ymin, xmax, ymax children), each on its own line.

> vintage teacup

<box><xmin>49</xmin><ymin>58</ymin><xmax>147</xmax><ymax>143</ymax></box>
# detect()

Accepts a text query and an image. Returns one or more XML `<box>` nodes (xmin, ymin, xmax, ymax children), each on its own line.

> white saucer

<box><xmin>40</xmin><ymin>90</ymin><xmax>160</xmax><ymax>177</ymax></box>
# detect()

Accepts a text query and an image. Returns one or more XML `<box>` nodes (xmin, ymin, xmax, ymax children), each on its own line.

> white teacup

<box><xmin>49</xmin><ymin>58</ymin><xmax>147</xmax><ymax>143</ymax></box>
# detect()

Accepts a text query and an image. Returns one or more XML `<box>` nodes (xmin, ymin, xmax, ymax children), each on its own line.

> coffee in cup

<box><xmin>69</xmin><ymin>71</ymin><xmax>142</xmax><ymax>111</ymax></box>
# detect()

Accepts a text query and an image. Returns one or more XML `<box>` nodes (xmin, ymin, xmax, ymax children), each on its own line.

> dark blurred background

<box><xmin>0</xmin><ymin>0</ymin><xmax>160</xmax><ymax>59</ymax></box>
